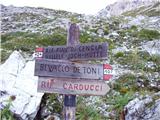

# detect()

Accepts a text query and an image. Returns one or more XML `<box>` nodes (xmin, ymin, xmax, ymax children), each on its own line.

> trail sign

<box><xmin>34</xmin><ymin>59</ymin><xmax>112</xmax><ymax>80</ymax></box>
<box><xmin>37</xmin><ymin>77</ymin><xmax>110</xmax><ymax>96</ymax></box>
<box><xmin>35</xmin><ymin>42</ymin><xmax>108</xmax><ymax>60</ymax></box>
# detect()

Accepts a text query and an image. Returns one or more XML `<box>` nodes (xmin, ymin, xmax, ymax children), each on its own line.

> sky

<box><xmin>0</xmin><ymin>0</ymin><xmax>118</xmax><ymax>15</ymax></box>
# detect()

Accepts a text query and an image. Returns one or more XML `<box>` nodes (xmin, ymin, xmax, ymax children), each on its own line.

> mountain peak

<box><xmin>98</xmin><ymin>0</ymin><xmax>158</xmax><ymax>17</ymax></box>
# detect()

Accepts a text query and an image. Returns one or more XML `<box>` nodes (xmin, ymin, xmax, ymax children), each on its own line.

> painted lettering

<box><xmin>79</xmin><ymin>84</ymin><xmax>83</xmax><ymax>90</ymax></box>
<box><xmin>84</xmin><ymin>85</ymin><xmax>89</xmax><ymax>90</ymax></box>
<box><xmin>68</xmin><ymin>84</ymin><xmax>73</xmax><ymax>90</ymax></box>
<box><xmin>40</xmin><ymin>64</ymin><xmax>44</xmax><ymax>71</ymax></box>
<box><xmin>90</xmin><ymin>85</ymin><xmax>94</xmax><ymax>91</ymax></box>
<box><xmin>65</xmin><ymin>66</ymin><xmax>70</xmax><ymax>72</ymax></box>
<box><xmin>62</xmin><ymin>83</ymin><xmax>103</xmax><ymax>92</ymax></box>
<box><xmin>63</xmin><ymin>83</ymin><xmax>67</xmax><ymax>89</ymax></box>
<box><xmin>48</xmin><ymin>65</ymin><xmax>54</xmax><ymax>72</ymax></box>
<box><xmin>41</xmin><ymin>81</ymin><xmax>46</xmax><ymax>88</ymax></box>
<box><xmin>95</xmin><ymin>85</ymin><xmax>99</xmax><ymax>91</ymax></box>
<box><xmin>83</xmin><ymin>67</ymin><xmax>98</xmax><ymax>75</ymax></box>
<box><xmin>74</xmin><ymin>84</ymin><xmax>78</xmax><ymax>90</ymax></box>
<box><xmin>73</xmin><ymin>66</ymin><xmax>80</xmax><ymax>73</ymax></box>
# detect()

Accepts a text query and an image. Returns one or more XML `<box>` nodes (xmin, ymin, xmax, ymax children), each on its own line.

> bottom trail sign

<box><xmin>37</xmin><ymin>77</ymin><xmax>110</xmax><ymax>96</ymax></box>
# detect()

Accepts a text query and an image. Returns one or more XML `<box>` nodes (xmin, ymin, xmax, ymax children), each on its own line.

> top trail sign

<box><xmin>35</xmin><ymin>42</ymin><xmax>108</xmax><ymax>60</ymax></box>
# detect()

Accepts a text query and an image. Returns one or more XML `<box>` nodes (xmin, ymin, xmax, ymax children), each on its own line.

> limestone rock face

<box><xmin>125</xmin><ymin>95</ymin><xmax>160</xmax><ymax>120</ymax></box>
<box><xmin>0</xmin><ymin>51</ymin><xmax>43</xmax><ymax>120</ymax></box>
<box><xmin>142</xmin><ymin>40</ymin><xmax>160</xmax><ymax>55</ymax></box>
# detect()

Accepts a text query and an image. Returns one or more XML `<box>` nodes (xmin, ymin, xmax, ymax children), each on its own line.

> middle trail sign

<box><xmin>34</xmin><ymin>59</ymin><xmax>111</xmax><ymax>80</ymax></box>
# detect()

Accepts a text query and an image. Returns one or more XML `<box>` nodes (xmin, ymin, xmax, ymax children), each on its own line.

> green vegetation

<box><xmin>138</xmin><ymin>29</ymin><xmax>160</xmax><ymax>40</ymax></box>
<box><xmin>1</xmin><ymin>32</ymin><xmax>67</xmax><ymax>61</ymax></box>
<box><xmin>41</xmin><ymin>94</ymin><xmax>62</xmax><ymax>114</ymax></box>
<box><xmin>119</xmin><ymin>25</ymin><xmax>138</xmax><ymax>38</ymax></box>
<box><xmin>80</xmin><ymin>32</ymin><xmax>115</xmax><ymax>50</ymax></box>
<box><xmin>76</xmin><ymin>97</ymin><xmax>104</xmax><ymax>120</ymax></box>
<box><xmin>147</xmin><ymin>55</ymin><xmax>160</xmax><ymax>72</ymax></box>
<box><xmin>80</xmin><ymin>32</ymin><xmax>93</xmax><ymax>43</ymax></box>
<box><xmin>0</xmin><ymin>50</ymin><xmax>12</xmax><ymax>63</ymax></box>
<box><xmin>103</xmin><ymin>25</ymin><xmax>109</xmax><ymax>35</ymax></box>
<box><xmin>104</xmin><ymin>76</ymin><xmax>135</xmax><ymax>119</ymax></box>
<box><xmin>113</xmin><ymin>48</ymin><xmax>160</xmax><ymax>72</ymax></box>
<box><xmin>149</xmin><ymin>55</ymin><xmax>160</xmax><ymax>65</ymax></box>
<box><xmin>113</xmin><ymin>50</ymin><xmax>139</xmax><ymax>68</ymax></box>
<box><xmin>41</xmin><ymin>18</ymin><xmax>53</xmax><ymax>24</ymax></box>
<box><xmin>113</xmin><ymin>74</ymin><xmax>137</xmax><ymax>93</ymax></box>
<box><xmin>109</xmin><ymin>21</ymin><xmax>120</xmax><ymax>31</ymax></box>
<box><xmin>130</xmin><ymin>25</ymin><xmax>138</xmax><ymax>30</ymax></box>
<box><xmin>0</xmin><ymin>96</ymin><xmax>16</xmax><ymax>120</ymax></box>
<box><xmin>114</xmin><ymin>52</ymin><xmax>124</xmax><ymax>58</ymax></box>
<box><xmin>119</xmin><ymin>26</ymin><xmax>160</xmax><ymax>43</ymax></box>
<box><xmin>76</xmin><ymin>105</ymin><xmax>103</xmax><ymax>120</ymax></box>
<box><xmin>113</xmin><ymin>91</ymin><xmax>134</xmax><ymax>113</ymax></box>
<box><xmin>70</xmin><ymin>17</ymin><xmax>80</xmax><ymax>23</ymax></box>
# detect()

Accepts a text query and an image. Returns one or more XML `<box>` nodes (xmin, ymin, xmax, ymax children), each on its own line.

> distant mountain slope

<box><xmin>1</xmin><ymin>4</ymin><xmax>85</xmax><ymax>34</ymax></box>
<box><xmin>98</xmin><ymin>0</ymin><xmax>158</xmax><ymax>17</ymax></box>
<box><xmin>122</xmin><ymin>2</ymin><xmax>160</xmax><ymax>17</ymax></box>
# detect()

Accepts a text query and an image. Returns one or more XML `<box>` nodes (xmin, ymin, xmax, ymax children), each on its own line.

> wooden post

<box><xmin>63</xmin><ymin>23</ymin><xmax>80</xmax><ymax>120</ymax></box>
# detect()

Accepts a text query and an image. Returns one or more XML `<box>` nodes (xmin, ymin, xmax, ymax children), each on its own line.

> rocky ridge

<box><xmin>98</xmin><ymin>0</ymin><xmax>158</xmax><ymax>17</ymax></box>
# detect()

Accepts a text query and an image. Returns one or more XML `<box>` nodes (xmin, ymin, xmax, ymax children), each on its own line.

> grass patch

<box><xmin>0</xmin><ymin>96</ymin><xmax>16</xmax><ymax>120</ymax></box>
<box><xmin>76</xmin><ymin>97</ymin><xmax>105</xmax><ymax>120</ymax></box>
<box><xmin>114</xmin><ymin>52</ymin><xmax>124</xmax><ymax>58</ymax></box>
<box><xmin>113</xmin><ymin>91</ymin><xmax>134</xmax><ymax>113</ymax></box>
<box><xmin>103</xmin><ymin>90</ymin><xmax>134</xmax><ymax>119</ymax></box>
<box><xmin>138</xmin><ymin>29</ymin><xmax>160</xmax><ymax>40</ymax></box>
<box><xmin>0</xmin><ymin>50</ymin><xmax>12</xmax><ymax>63</ymax></box>
<box><xmin>80</xmin><ymin>32</ymin><xmax>115</xmax><ymax>50</ymax></box>
<box><xmin>119</xmin><ymin>27</ymin><xmax>160</xmax><ymax>45</ymax></box>
<box><xmin>113</xmin><ymin>74</ymin><xmax>137</xmax><ymax>93</ymax></box>
<box><xmin>112</xmin><ymin>48</ymin><xmax>159</xmax><ymax>74</ymax></box>
<box><xmin>1</xmin><ymin>32</ymin><xmax>67</xmax><ymax>53</ymax></box>
<box><xmin>113</xmin><ymin>48</ymin><xmax>159</xmax><ymax>72</ymax></box>
<box><xmin>41</xmin><ymin>94</ymin><xmax>62</xmax><ymax>114</ymax></box>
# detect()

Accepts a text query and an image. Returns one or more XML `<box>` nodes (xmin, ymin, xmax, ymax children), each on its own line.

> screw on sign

<box><xmin>103</xmin><ymin>64</ymin><xmax>113</xmax><ymax>80</ymax></box>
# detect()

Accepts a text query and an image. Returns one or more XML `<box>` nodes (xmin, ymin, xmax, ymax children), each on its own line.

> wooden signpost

<box><xmin>34</xmin><ymin>23</ymin><xmax>112</xmax><ymax>120</ymax></box>
<box><xmin>38</xmin><ymin>77</ymin><xmax>110</xmax><ymax>96</ymax></box>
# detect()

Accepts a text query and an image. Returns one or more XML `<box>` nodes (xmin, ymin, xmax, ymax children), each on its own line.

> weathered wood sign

<box><xmin>34</xmin><ymin>59</ymin><xmax>112</xmax><ymax>80</ymax></box>
<box><xmin>38</xmin><ymin>77</ymin><xmax>110</xmax><ymax>96</ymax></box>
<box><xmin>35</xmin><ymin>42</ymin><xmax>108</xmax><ymax>60</ymax></box>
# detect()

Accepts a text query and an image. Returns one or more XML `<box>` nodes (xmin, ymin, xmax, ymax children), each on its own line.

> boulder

<box><xmin>112</xmin><ymin>46</ymin><xmax>129</xmax><ymax>55</ymax></box>
<box><xmin>0</xmin><ymin>51</ymin><xmax>43</xmax><ymax>120</ymax></box>
<box><xmin>125</xmin><ymin>95</ymin><xmax>160</xmax><ymax>120</ymax></box>
<box><xmin>142</xmin><ymin>40</ymin><xmax>160</xmax><ymax>55</ymax></box>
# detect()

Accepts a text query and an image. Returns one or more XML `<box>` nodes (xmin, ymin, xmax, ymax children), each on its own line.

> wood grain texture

<box><xmin>38</xmin><ymin>42</ymin><xmax>108</xmax><ymax>60</ymax></box>
<box><xmin>38</xmin><ymin>77</ymin><xmax>110</xmax><ymax>96</ymax></box>
<box><xmin>64</xmin><ymin>23</ymin><xmax>79</xmax><ymax>120</ymax></box>
<box><xmin>34</xmin><ymin>59</ymin><xmax>104</xmax><ymax>80</ymax></box>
